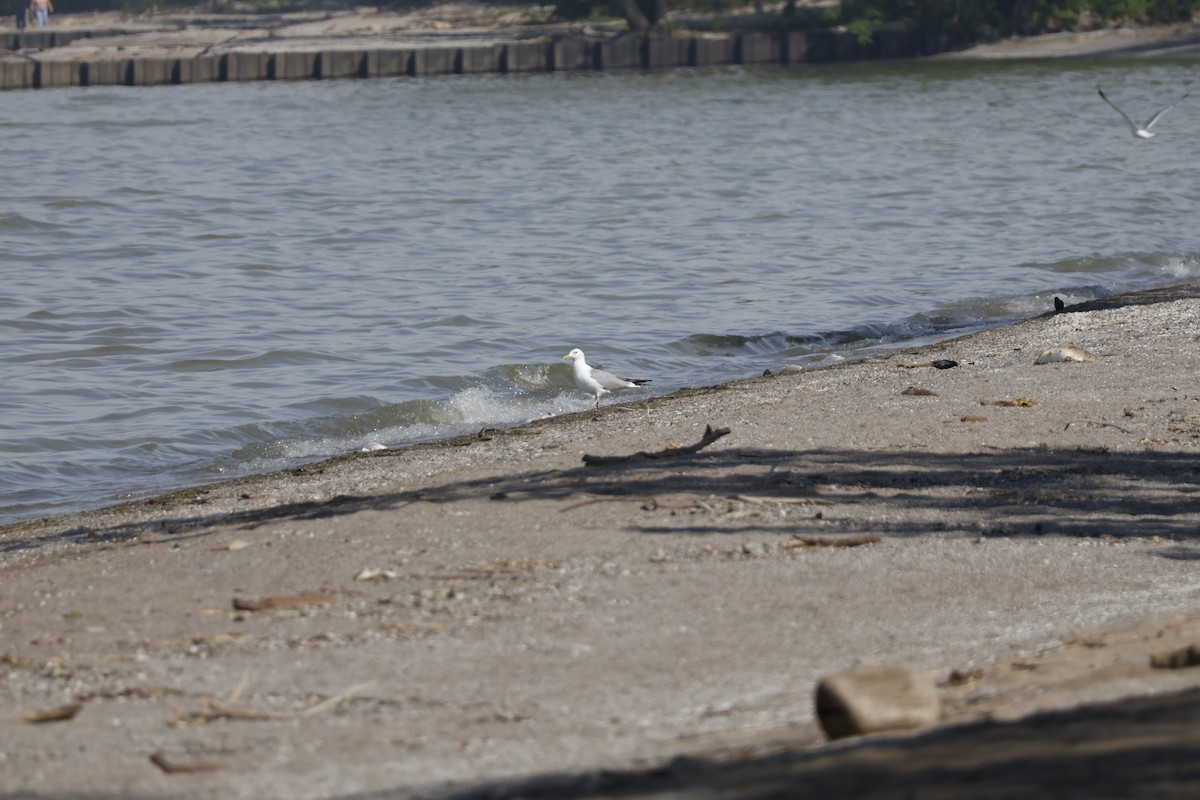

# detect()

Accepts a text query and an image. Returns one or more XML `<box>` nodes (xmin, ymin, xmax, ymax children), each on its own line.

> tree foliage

<box><xmin>827</xmin><ymin>0</ymin><xmax>1198</xmax><ymax>37</ymax></box>
<box><xmin>47</xmin><ymin>0</ymin><xmax>1200</xmax><ymax>38</ymax></box>
<box><xmin>551</xmin><ymin>0</ymin><xmax>1200</xmax><ymax>37</ymax></box>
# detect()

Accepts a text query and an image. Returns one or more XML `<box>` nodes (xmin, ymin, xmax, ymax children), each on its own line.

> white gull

<box><xmin>562</xmin><ymin>348</ymin><xmax>650</xmax><ymax>409</ymax></box>
<box><xmin>1098</xmin><ymin>86</ymin><xmax>1189</xmax><ymax>139</ymax></box>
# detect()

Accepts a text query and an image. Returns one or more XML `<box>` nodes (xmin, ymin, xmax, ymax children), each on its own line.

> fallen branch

<box><xmin>787</xmin><ymin>535</ymin><xmax>880</xmax><ymax>549</ymax></box>
<box><xmin>232</xmin><ymin>590</ymin><xmax>335</xmax><ymax>612</ymax></box>
<box><xmin>560</xmin><ymin>496</ymin><xmax>658</xmax><ymax>513</ymax></box>
<box><xmin>981</xmin><ymin>397</ymin><xmax>1036</xmax><ymax>407</ymax></box>
<box><xmin>169</xmin><ymin>679</ymin><xmax>374</xmax><ymax>726</ymax></box>
<box><xmin>582</xmin><ymin>425</ymin><xmax>730</xmax><ymax>466</ymax></box>
<box><xmin>1064</xmin><ymin>419</ymin><xmax>1132</xmax><ymax>434</ymax></box>
<box><xmin>12</xmin><ymin>704</ymin><xmax>82</xmax><ymax>724</ymax></box>
<box><xmin>149</xmin><ymin>752</ymin><xmax>225</xmax><ymax>774</ymax></box>
<box><xmin>736</xmin><ymin>495</ymin><xmax>834</xmax><ymax>506</ymax></box>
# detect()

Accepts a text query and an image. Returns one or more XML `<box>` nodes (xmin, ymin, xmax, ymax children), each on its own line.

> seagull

<box><xmin>562</xmin><ymin>348</ymin><xmax>650</xmax><ymax>409</ymax></box>
<box><xmin>1097</xmin><ymin>87</ymin><xmax>1189</xmax><ymax>139</ymax></box>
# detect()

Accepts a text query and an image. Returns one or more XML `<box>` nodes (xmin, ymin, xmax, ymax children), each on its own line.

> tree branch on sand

<box><xmin>582</xmin><ymin>424</ymin><xmax>730</xmax><ymax>466</ymax></box>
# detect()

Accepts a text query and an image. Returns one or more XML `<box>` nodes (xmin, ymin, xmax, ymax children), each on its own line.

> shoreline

<box><xmin>7</xmin><ymin>280</ymin><xmax>1198</xmax><ymax>541</ymax></box>
<box><xmin>6</xmin><ymin>280</ymin><xmax>1199</xmax><ymax>539</ymax></box>
<box><xmin>3</xmin><ymin>9</ymin><xmax>1199</xmax><ymax>91</ymax></box>
<box><xmin>4</xmin><ymin>282</ymin><xmax>1200</xmax><ymax>796</ymax></box>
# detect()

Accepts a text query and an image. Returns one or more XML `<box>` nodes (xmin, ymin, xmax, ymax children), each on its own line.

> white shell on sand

<box><xmin>1035</xmin><ymin>345</ymin><xmax>1097</xmax><ymax>364</ymax></box>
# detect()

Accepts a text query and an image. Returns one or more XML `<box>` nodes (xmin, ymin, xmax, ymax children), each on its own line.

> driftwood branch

<box><xmin>12</xmin><ymin>703</ymin><xmax>82</xmax><ymax>723</ymax></box>
<box><xmin>582</xmin><ymin>425</ymin><xmax>730</xmax><ymax>466</ymax></box>
<box><xmin>1064</xmin><ymin>419</ymin><xmax>1132</xmax><ymax>434</ymax></box>
<box><xmin>560</xmin><ymin>496</ymin><xmax>657</xmax><ymax>513</ymax></box>
<box><xmin>149</xmin><ymin>752</ymin><xmax>225</xmax><ymax>774</ymax></box>
<box><xmin>168</xmin><ymin>675</ymin><xmax>374</xmax><ymax>726</ymax></box>
<box><xmin>786</xmin><ymin>535</ymin><xmax>880</xmax><ymax>549</ymax></box>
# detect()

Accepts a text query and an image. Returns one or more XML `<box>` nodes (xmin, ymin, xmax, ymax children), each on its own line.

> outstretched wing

<box><xmin>1144</xmin><ymin>91</ymin><xmax>1190</xmax><ymax>130</ymax></box>
<box><xmin>1098</xmin><ymin>88</ymin><xmax>1140</xmax><ymax>135</ymax></box>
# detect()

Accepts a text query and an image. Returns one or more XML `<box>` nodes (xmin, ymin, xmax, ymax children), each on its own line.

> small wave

<box><xmin>11</xmin><ymin>344</ymin><xmax>159</xmax><ymax>364</ymax></box>
<box><xmin>0</xmin><ymin>213</ymin><xmax>59</xmax><ymax>232</ymax></box>
<box><xmin>43</xmin><ymin>198</ymin><xmax>119</xmax><ymax>210</ymax></box>
<box><xmin>485</xmin><ymin>362</ymin><xmax>572</xmax><ymax>390</ymax></box>
<box><xmin>220</xmin><ymin>385</ymin><xmax>578</xmax><ymax>477</ymax></box>
<box><xmin>163</xmin><ymin>349</ymin><xmax>353</xmax><ymax>372</ymax></box>
<box><xmin>673</xmin><ymin>321</ymin><xmax>938</xmax><ymax>360</ymax></box>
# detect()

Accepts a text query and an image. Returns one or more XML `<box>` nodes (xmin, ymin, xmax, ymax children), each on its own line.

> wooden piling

<box><xmin>0</xmin><ymin>23</ymin><xmax>941</xmax><ymax>91</ymax></box>
<box><xmin>222</xmin><ymin>51</ymin><xmax>270</xmax><ymax>82</ymax></box>
<box><xmin>737</xmin><ymin>32</ymin><xmax>781</xmax><ymax>64</ymax></box>
<box><xmin>365</xmin><ymin>48</ymin><xmax>411</xmax><ymax>78</ymax></box>
<box><xmin>33</xmin><ymin>60</ymin><xmax>79</xmax><ymax>88</ymax></box>
<box><xmin>552</xmin><ymin>37</ymin><xmax>594</xmax><ymax>71</ymax></box>
<box><xmin>131</xmin><ymin>57</ymin><xmax>175</xmax><ymax>86</ymax></box>
<box><xmin>597</xmin><ymin>35</ymin><xmax>642</xmax><ymax>70</ymax></box>
<box><xmin>502</xmin><ymin>41</ymin><xmax>550</xmax><ymax>72</ymax></box>
<box><xmin>693</xmin><ymin>35</ymin><xmax>733</xmax><ymax>67</ymax></box>
<box><xmin>459</xmin><ymin>44</ymin><xmax>502</xmax><ymax>74</ymax></box>
<box><xmin>412</xmin><ymin>47</ymin><xmax>455</xmax><ymax>76</ymax></box>
<box><xmin>1</xmin><ymin>59</ymin><xmax>36</xmax><ymax>89</ymax></box>
<box><xmin>644</xmin><ymin>37</ymin><xmax>690</xmax><ymax>69</ymax></box>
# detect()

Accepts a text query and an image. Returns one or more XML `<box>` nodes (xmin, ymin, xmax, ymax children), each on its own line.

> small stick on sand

<box><xmin>169</xmin><ymin>680</ymin><xmax>375</xmax><ymax>726</ymax></box>
<box><xmin>582</xmin><ymin>425</ymin><xmax>731</xmax><ymax>466</ymax></box>
<box><xmin>787</xmin><ymin>535</ymin><xmax>881</xmax><ymax>548</ymax></box>
<box><xmin>12</xmin><ymin>704</ymin><xmax>82</xmax><ymax>723</ymax></box>
<box><xmin>231</xmin><ymin>590</ymin><xmax>335</xmax><ymax>612</ymax></box>
<box><xmin>736</xmin><ymin>495</ymin><xmax>834</xmax><ymax>506</ymax></box>
<box><xmin>149</xmin><ymin>752</ymin><xmax>225</xmax><ymax>774</ymax></box>
<box><xmin>560</xmin><ymin>496</ymin><xmax>659</xmax><ymax>513</ymax></box>
<box><xmin>1064</xmin><ymin>419</ymin><xmax>1132</xmax><ymax>434</ymax></box>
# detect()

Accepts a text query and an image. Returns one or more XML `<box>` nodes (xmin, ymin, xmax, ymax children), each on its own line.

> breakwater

<box><xmin>0</xmin><ymin>23</ymin><xmax>961</xmax><ymax>91</ymax></box>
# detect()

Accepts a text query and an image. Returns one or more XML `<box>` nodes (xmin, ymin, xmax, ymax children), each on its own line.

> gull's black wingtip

<box><xmin>1054</xmin><ymin>296</ymin><xmax>1065</xmax><ymax>312</ymax></box>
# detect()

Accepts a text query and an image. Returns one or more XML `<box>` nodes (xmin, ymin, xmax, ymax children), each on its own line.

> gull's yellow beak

<box><xmin>562</xmin><ymin>354</ymin><xmax>571</xmax><ymax>361</ymax></box>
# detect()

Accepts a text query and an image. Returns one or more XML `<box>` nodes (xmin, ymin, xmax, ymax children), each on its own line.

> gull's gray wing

<box><xmin>589</xmin><ymin>366</ymin><xmax>637</xmax><ymax>390</ymax></box>
<box><xmin>1098</xmin><ymin>88</ymin><xmax>1140</xmax><ymax>134</ymax></box>
<box><xmin>1144</xmin><ymin>91</ymin><xmax>1190</xmax><ymax>130</ymax></box>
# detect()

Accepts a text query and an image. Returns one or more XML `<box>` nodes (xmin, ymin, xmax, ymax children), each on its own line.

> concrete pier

<box><xmin>1</xmin><ymin>24</ymin><xmax>942</xmax><ymax>92</ymax></box>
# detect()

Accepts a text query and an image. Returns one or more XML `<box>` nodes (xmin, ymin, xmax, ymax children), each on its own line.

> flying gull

<box><xmin>562</xmin><ymin>348</ymin><xmax>650</xmax><ymax>408</ymax></box>
<box><xmin>1097</xmin><ymin>86</ymin><xmax>1190</xmax><ymax>139</ymax></box>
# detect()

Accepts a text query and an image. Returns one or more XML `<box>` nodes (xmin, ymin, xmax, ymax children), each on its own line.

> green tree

<box><xmin>555</xmin><ymin>0</ymin><xmax>668</xmax><ymax>31</ymax></box>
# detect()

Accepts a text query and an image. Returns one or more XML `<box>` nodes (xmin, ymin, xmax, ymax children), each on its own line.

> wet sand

<box><xmin>3</xmin><ymin>284</ymin><xmax>1200</xmax><ymax>797</ymax></box>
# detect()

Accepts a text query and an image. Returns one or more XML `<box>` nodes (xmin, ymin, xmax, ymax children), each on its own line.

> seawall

<box><xmin>0</xmin><ymin>23</ymin><xmax>965</xmax><ymax>91</ymax></box>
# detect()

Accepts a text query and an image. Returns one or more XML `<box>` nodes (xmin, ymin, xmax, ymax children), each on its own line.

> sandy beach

<box><xmin>3</xmin><ymin>283</ymin><xmax>1200</xmax><ymax>797</ymax></box>
<box><xmin>5</xmin><ymin>7</ymin><xmax>1200</xmax><ymax>795</ymax></box>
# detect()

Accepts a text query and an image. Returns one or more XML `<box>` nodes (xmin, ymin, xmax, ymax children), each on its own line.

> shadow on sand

<box><xmin>4</xmin><ymin>433</ymin><xmax>1198</xmax><ymax>559</ymax></box>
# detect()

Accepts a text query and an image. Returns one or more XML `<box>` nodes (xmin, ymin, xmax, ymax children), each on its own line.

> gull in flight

<box><xmin>562</xmin><ymin>348</ymin><xmax>650</xmax><ymax>408</ymax></box>
<box><xmin>1097</xmin><ymin>86</ymin><xmax>1189</xmax><ymax>139</ymax></box>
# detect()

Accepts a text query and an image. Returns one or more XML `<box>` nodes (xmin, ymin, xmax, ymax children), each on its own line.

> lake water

<box><xmin>2</xmin><ymin>58</ymin><xmax>1198</xmax><ymax>524</ymax></box>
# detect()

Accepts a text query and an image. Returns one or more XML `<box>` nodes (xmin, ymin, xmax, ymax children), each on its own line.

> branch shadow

<box><xmin>338</xmin><ymin>688</ymin><xmax>1200</xmax><ymax>800</ymax></box>
<box><xmin>4</xmin><ymin>435</ymin><xmax>1199</xmax><ymax>558</ymax></box>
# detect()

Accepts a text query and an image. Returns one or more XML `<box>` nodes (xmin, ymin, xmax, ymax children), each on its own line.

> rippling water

<box><xmin>2</xmin><ymin>58</ymin><xmax>1198</xmax><ymax>523</ymax></box>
